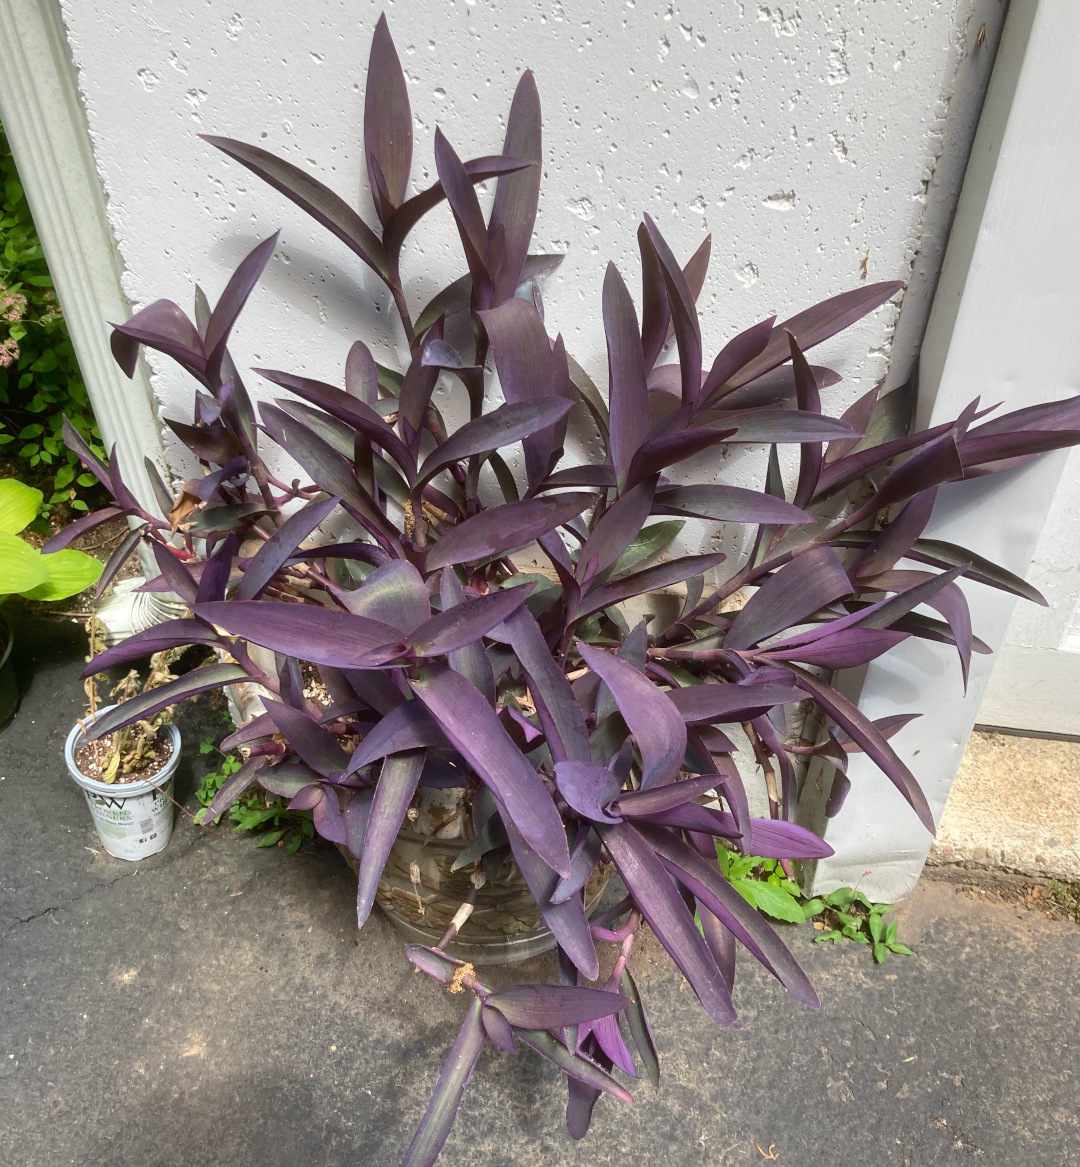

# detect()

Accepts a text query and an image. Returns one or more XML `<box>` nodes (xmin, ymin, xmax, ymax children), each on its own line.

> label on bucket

<box><xmin>83</xmin><ymin>778</ymin><xmax>174</xmax><ymax>861</ymax></box>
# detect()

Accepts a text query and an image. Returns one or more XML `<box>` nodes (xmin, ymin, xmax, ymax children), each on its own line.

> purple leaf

<box><xmin>193</xmin><ymin>600</ymin><xmax>404</xmax><ymax>669</ymax></box>
<box><xmin>539</xmin><ymin>464</ymin><xmax>617</xmax><ymax>491</ymax></box>
<box><xmin>477</xmin><ymin>298</ymin><xmax>563</xmax><ymax>486</ymax></box>
<box><xmin>604</xmin><ymin>262</ymin><xmax>650</xmax><ymax>489</ymax></box>
<box><xmin>356</xmin><ymin>750</ymin><xmax>425</xmax><ymax>927</ymax></box>
<box><xmin>853</xmin><ymin>489</ymin><xmax>937</xmax><ymax>579</ymax></box>
<box><xmin>417</xmin><ymin>398</ymin><xmax>573</xmax><ymax>486</ymax></box>
<box><xmin>958</xmin><ymin>428</ymin><xmax>1080</xmax><ymax>476</ymax></box>
<box><xmin>700</xmin><ymin>316</ymin><xmax>775</xmax><ymax>403</ymax></box>
<box><xmin>86</xmin><ymin>663</ymin><xmax>249</xmax><ymax>740</ymax></box>
<box><xmin>652</xmin><ymin>484</ymin><xmax>809</xmax><ymax>525</ymax></box>
<box><xmin>588</xmin><ymin>1010</ymin><xmax>637</xmax><ymax>1078</ymax></box>
<box><xmin>624</xmin><ymin>426</ymin><xmax>738</xmax><ymax>490</ymax></box>
<box><xmin>787</xmin><ymin>665</ymin><xmax>934</xmax><ymax>832</ymax></box>
<box><xmin>727</xmin><ymin>281</ymin><xmax>902</xmax><ymax>391</ymax></box>
<box><xmin>706</xmin><ymin>407</ymin><xmax>860</xmax><ymax>446</ymax></box>
<box><xmin>503</xmin><ymin>606</ymin><xmax>591</xmax><ymax>764</ymax></box>
<box><xmin>869</xmin><ymin>432</ymin><xmax>963</xmax><ymax>512</ymax></box>
<box><xmin>489</xmin><ymin>70</ymin><xmax>543</xmax><ymax>303</ymax></box>
<box><xmin>726</xmin><ymin>546</ymin><xmax>854</xmax><ymax>650</ymax></box>
<box><xmin>515</xmin><ymin>1028</ymin><xmax>634</xmax><ymax>1103</ymax></box>
<box><xmin>578</xmin><ymin>642</ymin><xmax>686</xmax><ymax>790</ymax></box>
<box><xmin>487</xmin><ymin>984</ymin><xmax>630</xmax><ymax>1029</ymax></box>
<box><xmin>826</xmin><ymin>384</ymin><xmax>879</xmax><ymax>463</ymax></box>
<box><xmin>401</xmin><ymin>997</ymin><xmax>486</xmax><ymax>1167</ymax></box>
<box><xmin>42</xmin><ymin>505</ymin><xmax>124</xmax><ymax>553</ymax></box>
<box><xmin>311</xmin><ymin>786</ymin><xmax>347</xmax><ymax>844</ymax></box>
<box><xmin>789</xmin><ymin>334</ymin><xmax>823</xmax><ymax>510</ymax></box>
<box><xmin>638</xmin><ymin>222</ymin><xmax>670</xmax><ymax>373</ymax></box>
<box><xmin>202</xmin><ymin>135</ymin><xmax>391</xmax><ymax>280</ymax></box>
<box><xmin>439</xmin><ymin>569</ymin><xmax>496</xmax><ymax>705</ymax></box>
<box><xmin>364</xmin><ymin>14</ymin><xmax>412</xmax><ymax>213</ymax></box>
<box><xmin>481</xmin><ymin>1005</ymin><xmax>517</xmax><ymax>1054</ymax></box>
<box><xmin>761</xmin><ymin>627</ymin><xmax>908</xmax><ymax>670</ymax></box>
<box><xmin>344</xmin><ymin>699</ymin><xmax>448</xmax><ymax>776</ymax></box>
<box><xmin>406</xmin><ymin>584</ymin><xmax>533</xmax><ymax>657</ymax></box>
<box><xmin>433</xmin><ymin>129</ymin><xmax>491</xmax><ymax>297</ymax></box>
<box><xmin>599</xmin><ymin>821</ymin><xmax>738</xmax><ymax>1026</ymax></box>
<box><xmin>576</xmin><ymin>480</ymin><xmax>656</xmax><ymax>582</ymax></box>
<box><xmin>92</xmin><ymin>526</ymin><xmax>145</xmax><ymax>602</ymax></box>
<box><xmin>203</xmin><ymin>233</ymin><xmax>279</xmax><ymax>383</ymax></box>
<box><xmin>194</xmin><ymin>532</ymin><xmax>236</xmax><ymax>605</ymax></box>
<box><xmin>202</xmin><ymin>756</ymin><xmax>267</xmax><ymax>823</ymax></box>
<box><xmin>255</xmin><ymin>367</ymin><xmax>415</xmax><ymax>481</ymax></box>
<box><xmin>81</xmin><ymin>618</ymin><xmax>220</xmax><ymax>676</ymax></box>
<box><xmin>60</xmin><ymin>417</ymin><xmax>113</xmax><ymax>492</ymax></box>
<box><xmin>613</xmin><ymin>773</ymin><xmax>721</xmax><ymax>817</ymax></box>
<box><xmin>640</xmin><ymin>824</ymin><xmax>819</xmax><ymax>1007</ymax></box>
<box><xmin>335</xmin><ymin>560</ymin><xmax>430</xmax><ymax>633</ymax></box>
<box><xmin>343</xmin><ymin>788</ymin><xmax>374</xmax><ymax>857</ymax></box>
<box><xmin>262</xmin><ymin>699</ymin><xmax>350</xmax><ymax>777</ymax></box>
<box><xmin>410</xmin><ymin>666</ymin><xmax>571</xmax><ymax>877</ymax></box>
<box><xmin>637</xmin><ymin>804</ymin><xmax>834</xmax><ymax>859</ymax></box>
<box><xmin>551</xmin><ymin>827</ymin><xmax>603</xmax><ymax>905</ymax></box>
<box><xmin>814</xmin><ymin>421</ymin><xmax>954</xmax><ymax>498</ymax></box>
<box><xmin>554</xmin><ymin>761</ymin><xmax>623</xmax><ymax>824</ymax></box>
<box><xmin>665</xmin><ymin>682</ymin><xmax>804</xmax><ymax>725</ymax></box>
<box><xmin>111</xmin><ymin>299</ymin><xmax>207</xmax><ymax>382</ymax></box>
<box><xmin>575</xmin><ymin>552</ymin><xmax>727</xmax><ymax>622</ymax></box>
<box><xmin>238</xmin><ymin>493</ymin><xmax>341</xmax><ymax>600</ymax></box>
<box><xmin>425</xmin><ymin>493</ymin><xmax>596</xmax><ymax>572</ymax></box>
<box><xmin>640</xmin><ymin>215</ymin><xmax>702</xmax><ymax>404</ymax></box>
<box><xmin>620</xmin><ymin>968</ymin><xmax>660</xmax><ymax>1087</ymax></box>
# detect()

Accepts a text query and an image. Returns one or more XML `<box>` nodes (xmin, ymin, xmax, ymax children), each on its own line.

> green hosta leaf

<box><xmin>0</xmin><ymin>531</ymin><xmax>49</xmax><ymax>593</ymax></box>
<box><xmin>0</xmin><ymin>478</ymin><xmax>43</xmax><ymax>534</ymax></box>
<box><xmin>22</xmin><ymin>548</ymin><xmax>103</xmax><ymax>602</ymax></box>
<box><xmin>735</xmin><ymin>877</ymin><xmax>806</xmax><ymax>923</ymax></box>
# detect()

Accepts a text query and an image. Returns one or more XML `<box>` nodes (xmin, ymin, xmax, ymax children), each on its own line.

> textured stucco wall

<box><xmin>59</xmin><ymin>0</ymin><xmax>992</xmax><ymax>559</ymax></box>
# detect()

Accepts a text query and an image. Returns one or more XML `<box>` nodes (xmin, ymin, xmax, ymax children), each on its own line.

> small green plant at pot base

<box><xmin>802</xmin><ymin>886</ymin><xmax>913</xmax><ymax>963</ymax></box>
<box><xmin>1</xmin><ymin>121</ymin><xmax>106</xmax><ymax>523</ymax></box>
<box><xmin>194</xmin><ymin>736</ymin><xmax>314</xmax><ymax>854</ymax></box>
<box><xmin>0</xmin><ymin>477</ymin><xmax>102</xmax><ymax>601</ymax></box>
<box><xmin>46</xmin><ymin>14</ymin><xmax>1080</xmax><ymax>1163</ymax></box>
<box><xmin>715</xmin><ymin>846</ymin><xmax>805</xmax><ymax>924</ymax></box>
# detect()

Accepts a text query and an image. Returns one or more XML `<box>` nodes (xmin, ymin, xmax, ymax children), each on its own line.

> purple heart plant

<box><xmin>48</xmin><ymin>15</ymin><xmax>1080</xmax><ymax>1164</ymax></box>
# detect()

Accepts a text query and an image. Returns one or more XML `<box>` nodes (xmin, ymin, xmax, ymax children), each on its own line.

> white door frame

<box><xmin>802</xmin><ymin>0</ymin><xmax>1080</xmax><ymax>900</ymax></box>
<box><xmin>3</xmin><ymin>1</ymin><xmax>1076</xmax><ymax>900</ymax></box>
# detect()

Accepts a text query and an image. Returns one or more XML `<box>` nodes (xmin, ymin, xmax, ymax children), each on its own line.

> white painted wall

<box><xmin>58</xmin><ymin>0</ymin><xmax>989</xmax><ymax>563</ymax></box>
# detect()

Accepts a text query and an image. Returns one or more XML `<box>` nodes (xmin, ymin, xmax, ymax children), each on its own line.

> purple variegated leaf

<box><xmin>554</xmin><ymin>760</ymin><xmax>623</xmax><ymax>824</ymax></box>
<box><xmin>262</xmin><ymin>699</ymin><xmax>350</xmax><ymax>777</ymax></box>
<box><xmin>406</xmin><ymin>584</ymin><xmax>533</xmax><ymax>657</ymax></box>
<box><xmin>401</xmin><ymin>997</ymin><xmax>486</xmax><ymax>1167</ymax></box>
<box><xmin>417</xmin><ymin>398</ymin><xmax>572</xmax><ymax>486</ymax></box>
<box><xmin>599</xmin><ymin>820</ymin><xmax>738</xmax><ymax>1026</ymax></box>
<box><xmin>489</xmin><ymin>69</ymin><xmax>542</xmax><ymax>301</ymax></box>
<box><xmin>110</xmin><ymin>298</ymin><xmax>207</xmax><ymax>381</ymax></box>
<box><xmin>334</xmin><ymin>560</ymin><xmax>430</xmax><ymax>634</ymax></box>
<box><xmin>425</xmin><ymin>493</ymin><xmax>596</xmax><ymax>572</ymax></box>
<box><xmin>640</xmin><ymin>215</ymin><xmax>702</xmax><ymax>405</ymax></box>
<box><xmin>640</xmin><ymin>824</ymin><xmax>818</xmax><ymax>1006</ymax></box>
<box><xmin>604</xmin><ymin>262</ymin><xmax>650</xmax><ymax>489</ymax></box>
<box><xmin>789</xmin><ymin>334</ymin><xmax>823</xmax><ymax>510</ymax></box>
<box><xmin>620</xmin><ymin>968</ymin><xmax>660</xmax><ymax>1087</ymax></box>
<box><xmin>700</xmin><ymin>316</ymin><xmax>775</xmax><ymax>403</ymax></box>
<box><xmin>202</xmin><ymin>135</ymin><xmax>391</xmax><ymax>281</ymax></box>
<box><xmin>787</xmin><ymin>664</ymin><xmax>934</xmax><ymax>831</ymax></box>
<box><xmin>42</xmin><ymin>505</ymin><xmax>124</xmax><ymax>553</ymax></box>
<box><xmin>356</xmin><ymin>750</ymin><xmax>425</xmax><ymax>926</ymax></box>
<box><xmin>707</xmin><ymin>407</ymin><xmax>859</xmax><ymax>446</ymax></box>
<box><xmin>726</xmin><ymin>546</ymin><xmax>853</xmax><ymax>650</ymax></box>
<box><xmin>958</xmin><ymin>428</ymin><xmax>1080</xmax><ymax>476</ymax></box>
<box><xmin>665</xmin><ymin>681</ymin><xmax>804</xmax><ymax>725</ymax></box>
<box><xmin>434</xmin><ymin>129</ymin><xmax>490</xmax><ymax>296</ymax></box>
<box><xmin>589</xmin><ymin>1010</ymin><xmax>637</xmax><ymax>1077</ymax></box>
<box><xmin>92</xmin><ymin>526</ymin><xmax>145</xmax><ymax>602</ymax></box>
<box><xmin>652</xmin><ymin>484</ymin><xmax>809</xmax><ymax>525</ymax></box>
<box><xmin>86</xmin><ymin>663</ymin><xmax>248</xmax><ymax>740</ymax></box>
<box><xmin>61</xmin><ymin>417</ymin><xmax>113</xmax><ymax>492</ymax></box>
<box><xmin>815</xmin><ymin>420</ymin><xmax>952</xmax><ymax>498</ymax></box>
<box><xmin>638</xmin><ymin>222</ymin><xmax>670</xmax><ymax>373</ymax></box>
<box><xmin>539</xmin><ymin>464</ymin><xmax>617</xmax><ymax>491</ymax></box>
<box><xmin>637</xmin><ymin>804</ymin><xmax>833</xmax><ymax>859</ymax></box>
<box><xmin>575</xmin><ymin>552</ymin><xmax>727</xmax><ymax>622</ymax></box>
<box><xmin>364</xmin><ymin>15</ymin><xmax>412</xmax><ymax>213</ymax></box>
<box><xmin>578</xmin><ymin>642</ymin><xmax>686</xmax><ymax>790</ymax></box>
<box><xmin>853</xmin><ymin>489</ymin><xmax>937</xmax><ymax>579</ymax></box>
<box><xmin>194</xmin><ymin>532</ymin><xmax>236</xmax><ymax>605</ymax></box>
<box><xmin>869</xmin><ymin>432</ymin><xmax>963</xmax><ymax>512</ymax></box>
<box><xmin>613</xmin><ymin>773</ymin><xmax>721</xmax><ymax>817</ymax></box>
<box><xmin>410</xmin><ymin>666</ymin><xmax>570</xmax><ymax>877</ymax></box>
<box><xmin>203</xmin><ymin>233</ymin><xmax>279</xmax><ymax>382</ymax></box>
<box><xmin>193</xmin><ymin>599</ymin><xmax>404</xmax><ymax>668</ymax></box>
<box><xmin>344</xmin><ymin>699</ymin><xmax>447</xmax><ymax>776</ymax></box>
<box><xmin>238</xmin><ymin>493</ymin><xmax>341</xmax><ymax>600</ymax></box>
<box><xmin>726</xmin><ymin>281</ymin><xmax>902</xmax><ymax>391</ymax></box>
<box><xmin>487</xmin><ymin>984</ymin><xmax>629</xmax><ymax>1029</ymax></box>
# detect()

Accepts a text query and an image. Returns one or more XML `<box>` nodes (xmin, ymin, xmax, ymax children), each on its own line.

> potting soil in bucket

<box><xmin>64</xmin><ymin>707</ymin><xmax>181</xmax><ymax>861</ymax></box>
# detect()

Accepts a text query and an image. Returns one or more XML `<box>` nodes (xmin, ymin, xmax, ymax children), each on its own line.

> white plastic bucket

<box><xmin>64</xmin><ymin>705</ymin><xmax>181</xmax><ymax>861</ymax></box>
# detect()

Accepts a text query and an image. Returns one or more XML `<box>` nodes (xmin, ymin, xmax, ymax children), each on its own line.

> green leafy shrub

<box><xmin>802</xmin><ymin>886</ymin><xmax>913</xmax><ymax>963</ymax></box>
<box><xmin>0</xmin><ymin>120</ymin><xmax>104</xmax><ymax>521</ymax></box>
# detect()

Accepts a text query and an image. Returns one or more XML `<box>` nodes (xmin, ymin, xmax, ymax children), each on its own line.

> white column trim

<box><xmin>802</xmin><ymin>0</ymin><xmax>1080</xmax><ymax>901</ymax></box>
<box><xmin>0</xmin><ymin>0</ymin><xmax>164</xmax><ymax>511</ymax></box>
